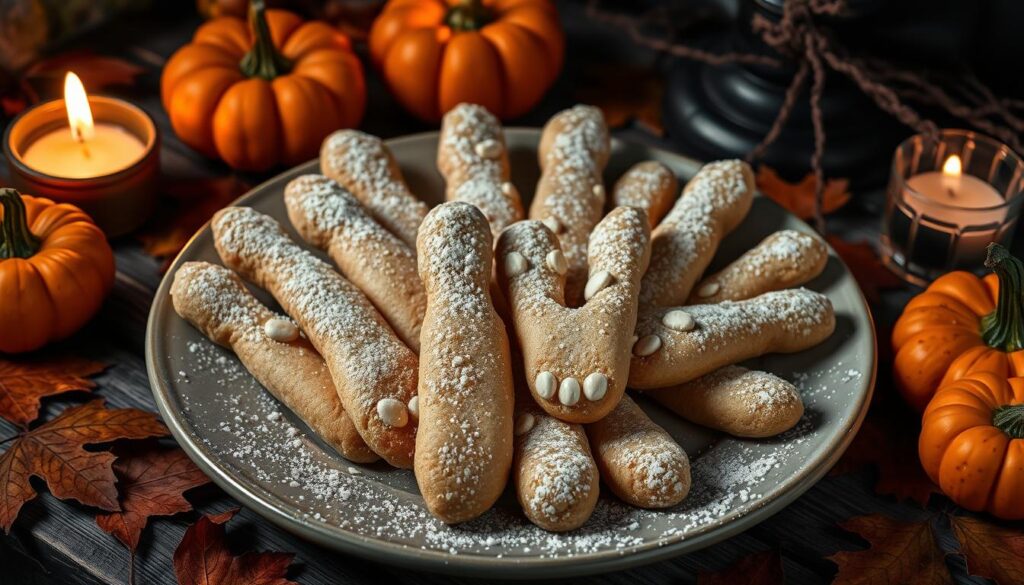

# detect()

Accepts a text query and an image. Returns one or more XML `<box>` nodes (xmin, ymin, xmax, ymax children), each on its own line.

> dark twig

<box><xmin>586</xmin><ymin>0</ymin><xmax>1024</xmax><ymax>233</ymax></box>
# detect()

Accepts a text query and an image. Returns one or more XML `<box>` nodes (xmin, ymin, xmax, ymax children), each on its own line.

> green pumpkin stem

<box><xmin>446</xmin><ymin>0</ymin><xmax>491</xmax><ymax>31</ymax></box>
<box><xmin>981</xmin><ymin>243</ymin><xmax>1024</xmax><ymax>352</ymax></box>
<box><xmin>0</xmin><ymin>188</ymin><xmax>39</xmax><ymax>260</ymax></box>
<box><xmin>240</xmin><ymin>0</ymin><xmax>291</xmax><ymax>80</ymax></box>
<box><xmin>993</xmin><ymin>404</ymin><xmax>1024</xmax><ymax>439</ymax></box>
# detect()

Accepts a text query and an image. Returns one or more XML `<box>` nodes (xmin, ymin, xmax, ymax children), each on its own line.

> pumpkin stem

<box><xmin>446</xmin><ymin>0</ymin><xmax>491</xmax><ymax>31</ymax></box>
<box><xmin>993</xmin><ymin>404</ymin><xmax>1024</xmax><ymax>439</ymax></box>
<box><xmin>239</xmin><ymin>0</ymin><xmax>291</xmax><ymax>80</ymax></box>
<box><xmin>0</xmin><ymin>188</ymin><xmax>39</xmax><ymax>260</ymax></box>
<box><xmin>981</xmin><ymin>243</ymin><xmax>1024</xmax><ymax>352</ymax></box>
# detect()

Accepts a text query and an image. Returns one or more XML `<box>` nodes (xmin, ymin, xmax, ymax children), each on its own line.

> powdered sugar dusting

<box><xmin>321</xmin><ymin>129</ymin><xmax>428</xmax><ymax>246</ymax></box>
<box><xmin>641</xmin><ymin>159</ymin><xmax>752</xmax><ymax>306</ymax></box>
<box><xmin>439</xmin><ymin>104</ymin><xmax>521</xmax><ymax>237</ymax></box>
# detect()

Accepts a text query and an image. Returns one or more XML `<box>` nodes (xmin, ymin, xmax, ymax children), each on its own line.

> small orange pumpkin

<box><xmin>0</xmin><ymin>188</ymin><xmax>115</xmax><ymax>354</ymax></box>
<box><xmin>369</xmin><ymin>0</ymin><xmax>564</xmax><ymax>121</ymax></box>
<box><xmin>892</xmin><ymin>243</ymin><xmax>1024</xmax><ymax>412</ymax></box>
<box><xmin>919</xmin><ymin>373</ymin><xmax>1024</xmax><ymax>519</ymax></box>
<box><xmin>162</xmin><ymin>0</ymin><xmax>366</xmax><ymax>171</ymax></box>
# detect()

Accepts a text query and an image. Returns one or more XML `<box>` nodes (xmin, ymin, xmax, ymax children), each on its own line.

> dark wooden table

<box><xmin>0</xmin><ymin>3</ymin><xmax>1000</xmax><ymax>584</ymax></box>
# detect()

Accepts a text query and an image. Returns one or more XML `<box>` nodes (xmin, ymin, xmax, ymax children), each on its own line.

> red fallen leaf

<box><xmin>950</xmin><ymin>516</ymin><xmax>1024</xmax><ymax>584</ymax></box>
<box><xmin>174</xmin><ymin>508</ymin><xmax>299</xmax><ymax>585</ymax></box>
<box><xmin>0</xmin><ymin>400</ymin><xmax>168</xmax><ymax>533</ymax></box>
<box><xmin>575</xmin><ymin>63</ymin><xmax>664</xmax><ymax>136</ymax></box>
<box><xmin>829</xmin><ymin>515</ymin><xmax>952</xmax><ymax>585</ymax></box>
<box><xmin>137</xmin><ymin>176</ymin><xmax>251</xmax><ymax>268</ymax></box>
<box><xmin>756</xmin><ymin>166</ymin><xmax>851</xmax><ymax>220</ymax></box>
<box><xmin>0</xmin><ymin>355</ymin><xmax>107</xmax><ymax>427</ymax></box>
<box><xmin>96</xmin><ymin>446</ymin><xmax>211</xmax><ymax>553</ymax></box>
<box><xmin>698</xmin><ymin>549</ymin><xmax>784</xmax><ymax>585</ymax></box>
<box><xmin>826</xmin><ymin>235</ymin><xmax>905</xmax><ymax>304</ymax></box>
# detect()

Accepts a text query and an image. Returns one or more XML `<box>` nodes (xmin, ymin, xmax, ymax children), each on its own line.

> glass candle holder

<box><xmin>881</xmin><ymin>129</ymin><xmax>1024</xmax><ymax>287</ymax></box>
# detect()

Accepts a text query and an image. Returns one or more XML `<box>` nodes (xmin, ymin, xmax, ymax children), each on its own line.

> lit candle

<box><xmin>21</xmin><ymin>73</ymin><xmax>146</xmax><ymax>179</ymax></box>
<box><xmin>905</xmin><ymin>155</ymin><xmax>1005</xmax><ymax>218</ymax></box>
<box><xmin>3</xmin><ymin>71</ymin><xmax>159</xmax><ymax>236</ymax></box>
<box><xmin>882</xmin><ymin>129</ymin><xmax>1024</xmax><ymax>286</ymax></box>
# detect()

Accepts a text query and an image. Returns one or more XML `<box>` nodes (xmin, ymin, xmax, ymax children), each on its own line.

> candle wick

<box><xmin>946</xmin><ymin>187</ymin><xmax>956</xmax><ymax>199</ymax></box>
<box><xmin>81</xmin><ymin>142</ymin><xmax>91</xmax><ymax>159</ymax></box>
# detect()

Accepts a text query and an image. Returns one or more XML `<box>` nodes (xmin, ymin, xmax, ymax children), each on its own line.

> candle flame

<box><xmin>64</xmin><ymin>72</ymin><xmax>94</xmax><ymax>143</ymax></box>
<box><xmin>943</xmin><ymin>154</ymin><xmax>962</xmax><ymax>176</ymax></box>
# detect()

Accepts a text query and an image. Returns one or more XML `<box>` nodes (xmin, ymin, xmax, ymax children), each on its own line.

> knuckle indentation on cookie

<box><xmin>536</xmin><ymin>371</ymin><xmax>557</xmax><ymax>399</ymax></box>
<box><xmin>505</xmin><ymin>251</ymin><xmax>528</xmax><ymax>276</ymax></box>
<box><xmin>662</xmin><ymin>310</ymin><xmax>695</xmax><ymax>332</ymax></box>
<box><xmin>542</xmin><ymin>217</ymin><xmax>562</xmax><ymax>234</ymax></box>
<box><xmin>633</xmin><ymin>334</ymin><xmax>662</xmax><ymax>357</ymax></box>
<box><xmin>558</xmin><ymin>378</ymin><xmax>581</xmax><ymax>406</ymax></box>
<box><xmin>514</xmin><ymin>413</ymin><xmax>536</xmax><ymax>436</ymax></box>
<box><xmin>474</xmin><ymin>138</ymin><xmax>502</xmax><ymax>159</ymax></box>
<box><xmin>501</xmin><ymin>182</ymin><xmax>515</xmax><ymax>195</ymax></box>
<box><xmin>592</xmin><ymin>184</ymin><xmax>605</xmax><ymax>198</ymax></box>
<box><xmin>583</xmin><ymin>372</ymin><xmax>608</xmax><ymax>401</ymax></box>
<box><xmin>584</xmin><ymin>270</ymin><xmax>615</xmax><ymax>300</ymax></box>
<box><xmin>697</xmin><ymin>282</ymin><xmax>721</xmax><ymax>298</ymax></box>
<box><xmin>263</xmin><ymin>318</ymin><xmax>299</xmax><ymax>342</ymax></box>
<box><xmin>376</xmin><ymin>398</ymin><xmax>409</xmax><ymax>427</ymax></box>
<box><xmin>546</xmin><ymin>250</ymin><xmax>568</xmax><ymax>275</ymax></box>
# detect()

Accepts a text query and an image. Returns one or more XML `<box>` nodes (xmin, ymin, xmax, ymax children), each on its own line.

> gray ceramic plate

<box><xmin>146</xmin><ymin>129</ymin><xmax>876</xmax><ymax>578</ymax></box>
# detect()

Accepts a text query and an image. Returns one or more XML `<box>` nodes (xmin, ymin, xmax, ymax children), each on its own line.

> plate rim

<box><xmin>145</xmin><ymin>129</ymin><xmax>877</xmax><ymax>578</ymax></box>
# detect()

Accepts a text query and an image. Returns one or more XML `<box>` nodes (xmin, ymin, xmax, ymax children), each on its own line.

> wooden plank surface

<box><xmin>0</xmin><ymin>2</ymin><xmax>999</xmax><ymax>584</ymax></box>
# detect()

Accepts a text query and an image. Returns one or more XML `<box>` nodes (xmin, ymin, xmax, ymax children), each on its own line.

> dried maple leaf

<box><xmin>826</xmin><ymin>236</ymin><xmax>905</xmax><ymax>305</ymax></box>
<box><xmin>951</xmin><ymin>516</ymin><xmax>1024</xmax><ymax>584</ymax></box>
<box><xmin>0</xmin><ymin>355</ymin><xmax>107</xmax><ymax>427</ymax></box>
<box><xmin>137</xmin><ymin>176</ymin><xmax>250</xmax><ymax>268</ymax></box>
<box><xmin>96</xmin><ymin>446</ymin><xmax>210</xmax><ymax>553</ymax></box>
<box><xmin>698</xmin><ymin>549</ymin><xmax>784</xmax><ymax>585</ymax></box>
<box><xmin>756</xmin><ymin>166</ymin><xmax>851</xmax><ymax>220</ymax></box>
<box><xmin>174</xmin><ymin>508</ymin><xmax>298</xmax><ymax>585</ymax></box>
<box><xmin>0</xmin><ymin>400</ymin><xmax>168</xmax><ymax>533</ymax></box>
<box><xmin>830</xmin><ymin>515</ymin><xmax>952</xmax><ymax>585</ymax></box>
<box><xmin>575</xmin><ymin>63</ymin><xmax>664</xmax><ymax>135</ymax></box>
<box><xmin>4</xmin><ymin>51</ymin><xmax>145</xmax><ymax>116</ymax></box>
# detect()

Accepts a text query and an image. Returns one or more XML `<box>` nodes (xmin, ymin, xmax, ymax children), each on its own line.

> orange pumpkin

<box><xmin>892</xmin><ymin>243</ymin><xmax>1024</xmax><ymax>412</ymax></box>
<box><xmin>369</xmin><ymin>0</ymin><xmax>564</xmax><ymax>121</ymax></box>
<box><xmin>0</xmin><ymin>188</ymin><xmax>115</xmax><ymax>354</ymax></box>
<box><xmin>919</xmin><ymin>373</ymin><xmax>1024</xmax><ymax>519</ymax></box>
<box><xmin>162</xmin><ymin>0</ymin><xmax>366</xmax><ymax>171</ymax></box>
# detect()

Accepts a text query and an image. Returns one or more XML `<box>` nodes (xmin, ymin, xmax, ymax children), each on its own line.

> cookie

<box><xmin>414</xmin><ymin>202</ymin><xmax>515</xmax><ymax>523</ymax></box>
<box><xmin>212</xmin><ymin>206</ymin><xmax>418</xmax><ymax>468</ymax></box>
<box><xmin>171</xmin><ymin>261</ymin><xmax>378</xmax><ymax>462</ymax></box>
<box><xmin>285</xmin><ymin>174</ymin><xmax>426</xmax><ymax>352</ymax></box>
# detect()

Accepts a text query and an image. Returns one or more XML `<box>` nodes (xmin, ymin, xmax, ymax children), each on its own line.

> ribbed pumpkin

<box><xmin>162</xmin><ymin>0</ymin><xmax>366</xmax><ymax>171</ymax></box>
<box><xmin>369</xmin><ymin>0</ymin><xmax>564</xmax><ymax>121</ymax></box>
<box><xmin>892</xmin><ymin>243</ymin><xmax>1024</xmax><ymax>412</ymax></box>
<box><xmin>0</xmin><ymin>189</ymin><xmax>114</xmax><ymax>354</ymax></box>
<box><xmin>919</xmin><ymin>373</ymin><xmax>1024</xmax><ymax>519</ymax></box>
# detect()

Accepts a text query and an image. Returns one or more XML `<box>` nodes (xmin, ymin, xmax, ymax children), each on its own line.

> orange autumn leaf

<box><xmin>756</xmin><ymin>166</ymin><xmax>850</xmax><ymax>220</ymax></box>
<box><xmin>829</xmin><ymin>515</ymin><xmax>952</xmax><ymax>585</ymax></box>
<box><xmin>174</xmin><ymin>508</ymin><xmax>298</xmax><ymax>585</ymax></box>
<box><xmin>698</xmin><ymin>549</ymin><xmax>785</xmax><ymax>585</ymax></box>
<box><xmin>96</xmin><ymin>446</ymin><xmax>211</xmax><ymax>554</ymax></box>
<box><xmin>0</xmin><ymin>400</ymin><xmax>168</xmax><ymax>533</ymax></box>
<box><xmin>951</xmin><ymin>516</ymin><xmax>1024</xmax><ymax>584</ymax></box>
<box><xmin>826</xmin><ymin>236</ymin><xmax>904</xmax><ymax>304</ymax></box>
<box><xmin>137</xmin><ymin>176</ymin><xmax>250</xmax><ymax>268</ymax></box>
<box><xmin>0</xmin><ymin>355</ymin><xmax>107</xmax><ymax>427</ymax></box>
